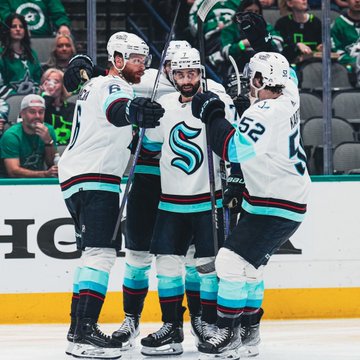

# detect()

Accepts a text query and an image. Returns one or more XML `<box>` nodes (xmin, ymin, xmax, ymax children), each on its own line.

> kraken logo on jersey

<box><xmin>169</xmin><ymin>121</ymin><xmax>203</xmax><ymax>175</ymax></box>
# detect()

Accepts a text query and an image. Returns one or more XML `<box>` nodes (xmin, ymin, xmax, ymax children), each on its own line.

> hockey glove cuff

<box><xmin>126</xmin><ymin>97</ymin><xmax>164</xmax><ymax>128</ymax></box>
<box><xmin>223</xmin><ymin>174</ymin><xmax>245</xmax><ymax>214</ymax></box>
<box><xmin>64</xmin><ymin>54</ymin><xmax>94</xmax><ymax>92</ymax></box>
<box><xmin>233</xmin><ymin>94</ymin><xmax>250</xmax><ymax>117</ymax></box>
<box><xmin>192</xmin><ymin>91</ymin><xmax>225</xmax><ymax>124</ymax></box>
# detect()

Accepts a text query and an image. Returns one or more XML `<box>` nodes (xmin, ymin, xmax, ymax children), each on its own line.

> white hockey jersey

<box><xmin>225</xmin><ymin>78</ymin><xmax>310</xmax><ymax>222</ymax></box>
<box><xmin>132</xmin><ymin>68</ymin><xmax>231</xmax><ymax>176</ymax></box>
<box><xmin>143</xmin><ymin>86</ymin><xmax>236</xmax><ymax>213</ymax></box>
<box><xmin>132</xmin><ymin>68</ymin><xmax>174</xmax><ymax>99</ymax></box>
<box><xmin>58</xmin><ymin>75</ymin><xmax>134</xmax><ymax>199</ymax></box>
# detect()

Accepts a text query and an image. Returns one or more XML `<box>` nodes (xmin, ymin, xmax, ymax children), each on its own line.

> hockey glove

<box><xmin>223</xmin><ymin>174</ymin><xmax>245</xmax><ymax>214</ymax></box>
<box><xmin>64</xmin><ymin>54</ymin><xmax>94</xmax><ymax>92</ymax></box>
<box><xmin>235</xmin><ymin>12</ymin><xmax>273</xmax><ymax>53</ymax></box>
<box><xmin>126</xmin><ymin>97</ymin><xmax>164</xmax><ymax>128</ymax></box>
<box><xmin>192</xmin><ymin>91</ymin><xmax>225</xmax><ymax>124</ymax></box>
<box><xmin>233</xmin><ymin>94</ymin><xmax>250</xmax><ymax>117</ymax></box>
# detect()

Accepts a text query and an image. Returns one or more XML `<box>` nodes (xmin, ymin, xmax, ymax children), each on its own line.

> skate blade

<box><xmin>71</xmin><ymin>343</ymin><xmax>122</xmax><ymax>359</ymax></box>
<box><xmin>65</xmin><ymin>341</ymin><xmax>74</xmax><ymax>356</ymax></box>
<box><xmin>198</xmin><ymin>348</ymin><xmax>241</xmax><ymax>360</ymax></box>
<box><xmin>118</xmin><ymin>329</ymin><xmax>140</xmax><ymax>352</ymax></box>
<box><xmin>141</xmin><ymin>343</ymin><xmax>183</xmax><ymax>356</ymax></box>
<box><xmin>238</xmin><ymin>344</ymin><xmax>259</xmax><ymax>357</ymax></box>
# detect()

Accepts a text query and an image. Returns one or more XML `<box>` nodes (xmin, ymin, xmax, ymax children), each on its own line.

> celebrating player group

<box><xmin>58</xmin><ymin>4</ymin><xmax>310</xmax><ymax>360</ymax></box>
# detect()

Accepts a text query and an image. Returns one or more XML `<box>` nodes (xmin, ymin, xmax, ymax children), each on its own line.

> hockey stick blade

<box><xmin>197</xmin><ymin>0</ymin><xmax>222</xmax><ymax>22</ymax></box>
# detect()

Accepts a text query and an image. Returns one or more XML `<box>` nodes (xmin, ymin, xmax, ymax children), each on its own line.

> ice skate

<box><xmin>70</xmin><ymin>318</ymin><xmax>122</xmax><ymax>359</ymax></box>
<box><xmin>202</xmin><ymin>322</ymin><xmax>218</xmax><ymax>342</ymax></box>
<box><xmin>112</xmin><ymin>314</ymin><xmax>140</xmax><ymax>350</ymax></box>
<box><xmin>65</xmin><ymin>323</ymin><xmax>75</xmax><ymax>356</ymax></box>
<box><xmin>197</xmin><ymin>326</ymin><xmax>242</xmax><ymax>360</ymax></box>
<box><xmin>140</xmin><ymin>322</ymin><xmax>184</xmax><ymax>356</ymax></box>
<box><xmin>239</xmin><ymin>308</ymin><xmax>264</xmax><ymax>357</ymax></box>
<box><xmin>190</xmin><ymin>315</ymin><xmax>203</xmax><ymax>346</ymax></box>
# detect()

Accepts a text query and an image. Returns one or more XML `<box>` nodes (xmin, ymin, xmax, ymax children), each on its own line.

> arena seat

<box><xmin>333</xmin><ymin>142</ymin><xmax>360</xmax><ymax>174</ymax></box>
<box><xmin>299</xmin><ymin>91</ymin><xmax>322</xmax><ymax>123</ymax></box>
<box><xmin>332</xmin><ymin>90</ymin><xmax>360</xmax><ymax>125</ymax></box>
<box><xmin>6</xmin><ymin>94</ymin><xmax>25</xmax><ymax>124</ymax></box>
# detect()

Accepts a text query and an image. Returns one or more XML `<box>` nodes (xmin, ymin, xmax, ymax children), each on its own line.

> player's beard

<box><xmin>178</xmin><ymin>81</ymin><xmax>200</xmax><ymax>98</ymax></box>
<box><xmin>122</xmin><ymin>67</ymin><xmax>144</xmax><ymax>84</ymax></box>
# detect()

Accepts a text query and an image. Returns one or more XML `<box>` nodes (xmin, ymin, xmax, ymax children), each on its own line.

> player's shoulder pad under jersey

<box><xmin>156</xmin><ymin>91</ymin><xmax>179</xmax><ymax>107</ymax></box>
<box><xmin>208</xmin><ymin>79</ymin><xmax>226</xmax><ymax>94</ymax></box>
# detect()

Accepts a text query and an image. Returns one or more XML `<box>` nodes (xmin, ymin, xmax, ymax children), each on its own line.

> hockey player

<box><xmin>139</xmin><ymin>48</ymin><xmax>236</xmax><ymax>356</ymax></box>
<box><xmin>190</xmin><ymin>51</ymin><xmax>310</xmax><ymax>359</ymax></box>
<box><xmin>110</xmin><ymin>40</ymin><xmax>202</xmax><ymax>350</ymax></box>
<box><xmin>58</xmin><ymin>31</ymin><xmax>164</xmax><ymax>359</ymax></box>
<box><xmin>62</xmin><ymin>40</ymin><xmax>209</xmax><ymax>350</ymax></box>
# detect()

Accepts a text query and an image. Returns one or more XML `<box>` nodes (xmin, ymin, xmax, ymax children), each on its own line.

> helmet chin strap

<box><xmin>251</xmin><ymin>77</ymin><xmax>265</xmax><ymax>100</ymax></box>
<box><xmin>112</xmin><ymin>59</ymin><xmax>126</xmax><ymax>74</ymax></box>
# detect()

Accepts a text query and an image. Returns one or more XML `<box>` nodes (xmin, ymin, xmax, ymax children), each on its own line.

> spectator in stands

<box><xmin>275</xmin><ymin>0</ymin><xmax>322</xmax><ymax>65</ymax></box>
<box><xmin>0</xmin><ymin>13</ymin><xmax>43</xmax><ymax>99</ymax></box>
<box><xmin>260</xmin><ymin>0</ymin><xmax>277</xmax><ymax>7</ymax></box>
<box><xmin>332</xmin><ymin>0</ymin><xmax>349</xmax><ymax>11</ymax></box>
<box><xmin>0</xmin><ymin>0</ymin><xmax>71</xmax><ymax>38</ymax></box>
<box><xmin>221</xmin><ymin>0</ymin><xmax>283</xmax><ymax>76</ymax></box>
<box><xmin>331</xmin><ymin>0</ymin><xmax>360</xmax><ymax>72</ymax></box>
<box><xmin>0</xmin><ymin>94</ymin><xmax>58</xmax><ymax>178</ymax></box>
<box><xmin>42</xmin><ymin>34</ymin><xmax>76</xmax><ymax>72</ymax></box>
<box><xmin>189</xmin><ymin>0</ymin><xmax>241</xmax><ymax>66</ymax></box>
<box><xmin>40</xmin><ymin>68</ymin><xmax>74</xmax><ymax>149</ymax></box>
<box><xmin>0</xmin><ymin>98</ymin><xmax>10</xmax><ymax>138</ymax></box>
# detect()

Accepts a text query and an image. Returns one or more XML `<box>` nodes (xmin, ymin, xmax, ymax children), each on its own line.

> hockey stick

<box><xmin>111</xmin><ymin>0</ymin><xmax>182</xmax><ymax>242</ymax></box>
<box><xmin>229</xmin><ymin>55</ymin><xmax>241</xmax><ymax>96</ymax></box>
<box><xmin>197</xmin><ymin>0</ymin><xmax>222</xmax><ymax>258</ymax></box>
<box><xmin>219</xmin><ymin>55</ymin><xmax>242</xmax><ymax>238</ymax></box>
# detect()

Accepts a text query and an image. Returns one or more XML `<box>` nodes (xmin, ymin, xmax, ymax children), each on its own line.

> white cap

<box><xmin>20</xmin><ymin>94</ymin><xmax>46</xmax><ymax>111</ymax></box>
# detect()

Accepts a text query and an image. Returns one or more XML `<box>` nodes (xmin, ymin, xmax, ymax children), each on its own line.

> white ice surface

<box><xmin>1</xmin><ymin>319</ymin><xmax>360</xmax><ymax>360</ymax></box>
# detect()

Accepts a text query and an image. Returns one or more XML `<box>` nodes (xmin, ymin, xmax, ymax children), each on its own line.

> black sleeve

<box><xmin>208</xmin><ymin>116</ymin><xmax>236</xmax><ymax>161</ymax></box>
<box><xmin>230</xmin><ymin>162</ymin><xmax>243</xmax><ymax>175</ymax></box>
<box><xmin>106</xmin><ymin>98</ymin><xmax>131</xmax><ymax>127</ymax></box>
<box><xmin>93</xmin><ymin>65</ymin><xmax>107</xmax><ymax>77</ymax></box>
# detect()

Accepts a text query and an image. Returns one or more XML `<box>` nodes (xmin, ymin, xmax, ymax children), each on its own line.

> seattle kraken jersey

<box><xmin>132</xmin><ymin>68</ymin><xmax>174</xmax><ymax>99</ymax></box>
<box><xmin>131</xmin><ymin>69</ymin><xmax>174</xmax><ymax>176</ymax></box>
<box><xmin>225</xmin><ymin>79</ymin><xmax>310</xmax><ymax>222</ymax></box>
<box><xmin>143</xmin><ymin>88</ymin><xmax>236</xmax><ymax>213</ymax></box>
<box><xmin>132</xmin><ymin>69</ymin><xmax>231</xmax><ymax>176</ymax></box>
<box><xmin>58</xmin><ymin>75</ymin><xmax>134</xmax><ymax>199</ymax></box>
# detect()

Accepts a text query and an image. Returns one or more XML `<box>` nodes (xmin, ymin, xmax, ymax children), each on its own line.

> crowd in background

<box><xmin>0</xmin><ymin>0</ymin><xmax>359</xmax><ymax>178</ymax></box>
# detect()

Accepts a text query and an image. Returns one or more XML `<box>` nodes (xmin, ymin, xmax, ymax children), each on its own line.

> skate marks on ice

<box><xmin>1</xmin><ymin>319</ymin><xmax>360</xmax><ymax>360</ymax></box>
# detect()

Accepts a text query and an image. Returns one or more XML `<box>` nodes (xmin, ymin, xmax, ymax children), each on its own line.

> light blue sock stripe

<box><xmin>123</xmin><ymin>278</ymin><xmax>149</xmax><ymax>289</ymax></box>
<box><xmin>123</xmin><ymin>263</ymin><xmax>150</xmax><ymax>289</ymax></box>
<box><xmin>158</xmin><ymin>285</ymin><xmax>184</xmax><ymax>298</ymax></box>
<box><xmin>245</xmin><ymin>281</ymin><xmax>264</xmax><ymax>308</ymax></box>
<box><xmin>78</xmin><ymin>267</ymin><xmax>109</xmax><ymax>295</ymax></box>
<box><xmin>218</xmin><ymin>279</ymin><xmax>247</xmax><ymax>309</ymax></box>
<box><xmin>73</xmin><ymin>266</ymin><xmax>81</xmax><ymax>294</ymax></box>
<box><xmin>200</xmin><ymin>274</ymin><xmax>218</xmax><ymax>300</ymax></box>
<box><xmin>201</xmin><ymin>290</ymin><xmax>218</xmax><ymax>300</ymax></box>
<box><xmin>185</xmin><ymin>280</ymin><xmax>200</xmax><ymax>292</ymax></box>
<box><xmin>157</xmin><ymin>275</ymin><xmax>184</xmax><ymax>297</ymax></box>
<box><xmin>218</xmin><ymin>295</ymin><xmax>247</xmax><ymax>309</ymax></box>
<box><xmin>246</xmin><ymin>299</ymin><xmax>263</xmax><ymax>308</ymax></box>
<box><xmin>79</xmin><ymin>280</ymin><xmax>107</xmax><ymax>295</ymax></box>
<box><xmin>185</xmin><ymin>266</ymin><xmax>200</xmax><ymax>291</ymax></box>
<box><xmin>157</xmin><ymin>275</ymin><xmax>184</xmax><ymax>289</ymax></box>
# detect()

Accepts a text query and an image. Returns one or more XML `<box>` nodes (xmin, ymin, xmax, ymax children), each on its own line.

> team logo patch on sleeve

<box><xmin>169</xmin><ymin>122</ymin><xmax>203</xmax><ymax>175</ymax></box>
